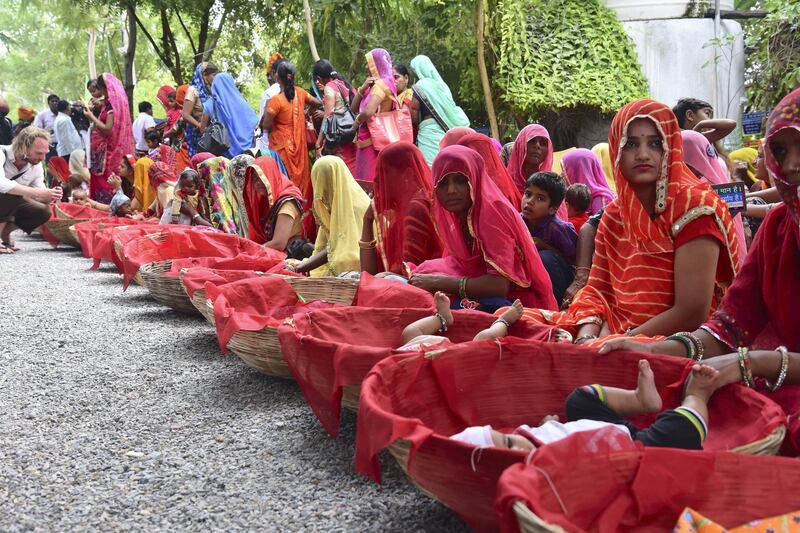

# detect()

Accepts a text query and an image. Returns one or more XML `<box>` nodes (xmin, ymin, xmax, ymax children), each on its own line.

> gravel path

<box><xmin>0</xmin><ymin>232</ymin><xmax>466</xmax><ymax>532</ymax></box>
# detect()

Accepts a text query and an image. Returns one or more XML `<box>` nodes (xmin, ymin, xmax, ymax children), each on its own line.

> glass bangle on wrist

<box><xmin>738</xmin><ymin>346</ymin><xmax>755</xmax><ymax>388</ymax></box>
<box><xmin>766</xmin><ymin>346</ymin><xmax>790</xmax><ymax>392</ymax></box>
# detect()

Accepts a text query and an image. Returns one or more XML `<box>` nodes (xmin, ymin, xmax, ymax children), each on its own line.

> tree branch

<box><xmin>132</xmin><ymin>9</ymin><xmax>173</xmax><ymax>71</ymax></box>
<box><xmin>204</xmin><ymin>4</ymin><xmax>230</xmax><ymax>61</ymax></box>
<box><xmin>175</xmin><ymin>10</ymin><xmax>197</xmax><ymax>58</ymax></box>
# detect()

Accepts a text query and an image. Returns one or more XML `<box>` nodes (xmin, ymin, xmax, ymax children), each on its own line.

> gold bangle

<box><xmin>358</xmin><ymin>239</ymin><xmax>376</xmax><ymax>249</ymax></box>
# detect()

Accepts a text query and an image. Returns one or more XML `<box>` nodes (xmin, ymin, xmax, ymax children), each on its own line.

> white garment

<box><xmin>0</xmin><ymin>145</ymin><xmax>45</xmax><ymax>194</ymax></box>
<box><xmin>54</xmin><ymin>113</ymin><xmax>82</xmax><ymax>156</ymax></box>
<box><xmin>517</xmin><ymin>420</ymin><xmax>631</xmax><ymax>445</ymax></box>
<box><xmin>132</xmin><ymin>112</ymin><xmax>156</xmax><ymax>151</ymax></box>
<box><xmin>33</xmin><ymin>109</ymin><xmax>56</xmax><ymax>133</ymax></box>
<box><xmin>257</xmin><ymin>83</ymin><xmax>281</xmax><ymax>150</ymax></box>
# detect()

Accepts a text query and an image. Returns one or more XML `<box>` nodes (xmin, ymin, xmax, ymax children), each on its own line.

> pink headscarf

<box><xmin>561</xmin><ymin>148</ymin><xmax>616</xmax><ymax>215</ymax></box>
<box><xmin>100</xmin><ymin>72</ymin><xmax>135</xmax><ymax>192</ymax></box>
<box><xmin>191</xmin><ymin>152</ymin><xmax>214</xmax><ymax>170</ymax></box>
<box><xmin>681</xmin><ymin>129</ymin><xmax>747</xmax><ymax>266</ymax></box>
<box><xmin>506</xmin><ymin>124</ymin><xmax>554</xmax><ymax>193</ymax></box>
<box><xmin>413</xmin><ymin>146</ymin><xmax>557</xmax><ymax>310</ymax></box>
<box><xmin>360</xmin><ymin>48</ymin><xmax>396</xmax><ymax>113</ymax></box>
<box><xmin>439</xmin><ymin>126</ymin><xmax>475</xmax><ymax>149</ymax></box>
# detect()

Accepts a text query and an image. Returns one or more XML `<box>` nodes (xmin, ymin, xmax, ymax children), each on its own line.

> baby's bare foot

<box><xmin>498</xmin><ymin>299</ymin><xmax>524</xmax><ymax>326</ymax></box>
<box><xmin>685</xmin><ymin>364</ymin><xmax>721</xmax><ymax>404</ymax></box>
<box><xmin>635</xmin><ymin>360</ymin><xmax>663</xmax><ymax>413</ymax></box>
<box><xmin>434</xmin><ymin>291</ymin><xmax>454</xmax><ymax>326</ymax></box>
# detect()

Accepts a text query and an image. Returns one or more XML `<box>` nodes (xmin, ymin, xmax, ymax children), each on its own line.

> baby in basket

<box><xmin>451</xmin><ymin>359</ymin><xmax>721</xmax><ymax>451</ymax></box>
<box><xmin>398</xmin><ymin>292</ymin><xmax>525</xmax><ymax>352</ymax></box>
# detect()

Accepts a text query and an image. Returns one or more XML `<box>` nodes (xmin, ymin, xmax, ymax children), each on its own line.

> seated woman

<box><xmin>560</xmin><ymin>148</ymin><xmax>616</xmax><ymax>215</ymax></box>
<box><xmin>399</xmin><ymin>292</ymin><xmax>524</xmax><ymax>351</ymax></box>
<box><xmin>506</xmin><ymin>124</ymin><xmax>554</xmax><ymax>194</ymax></box>
<box><xmin>195</xmin><ymin>156</ymin><xmax>247</xmax><ymax>236</ymax></box>
<box><xmin>451</xmin><ymin>360</ymin><xmax>720</xmax><ymax>452</ymax></box>
<box><xmin>242</xmin><ymin>156</ymin><xmax>309</xmax><ymax>258</ymax></box>
<box><xmin>80</xmin><ymin>157</ymin><xmax>136</xmax><ymax>211</ymax></box>
<box><xmin>408</xmin><ymin>55</ymin><xmax>471</xmax><ymax>166</ymax></box>
<box><xmin>145</xmin><ymin>161</ymin><xmax>177</xmax><ymax>219</ymax></box>
<box><xmin>359</xmin><ymin>142</ymin><xmax>442</xmax><ymax>276</ymax></box>
<box><xmin>456</xmin><ymin>132</ymin><xmax>521</xmax><ymax>207</ymax></box>
<box><xmin>601</xmin><ymin>88</ymin><xmax>800</xmax><ymax>453</ymax></box>
<box><xmin>160</xmin><ymin>169</ymin><xmax>212</xmax><ymax>227</ymax></box>
<box><xmin>132</xmin><ymin>157</ymin><xmax>155</xmax><ymax>211</ymax></box>
<box><xmin>409</xmin><ymin>145</ymin><xmax>557</xmax><ymax>312</ymax></box>
<box><xmin>291</xmin><ymin>156</ymin><xmax>369</xmax><ymax>276</ymax></box>
<box><xmin>521</xmin><ymin>99</ymin><xmax>740</xmax><ymax>344</ymax></box>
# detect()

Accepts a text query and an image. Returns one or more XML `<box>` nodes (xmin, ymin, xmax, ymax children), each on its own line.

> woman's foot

<box><xmin>497</xmin><ymin>299</ymin><xmax>524</xmax><ymax>326</ymax></box>
<box><xmin>434</xmin><ymin>291</ymin><xmax>454</xmax><ymax>327</ymax></box>
<box><xmin>684</xmin><ymin>364</ymin><xmax>721</xmax><ymax>404</ymax></box>
<box><xmin>2</xmin><ymin>241</ymin><xmax>19</xmax><ymax>252</ymax></box>
<box><xmin>635</xmin><ymin>360</ymin><xmax>663</xmax><ymax>413</ymax></box>
<box><xmin>0</xmin><ymin>244</ymin><xmax>14</xmax><ymax>254</ymax></box>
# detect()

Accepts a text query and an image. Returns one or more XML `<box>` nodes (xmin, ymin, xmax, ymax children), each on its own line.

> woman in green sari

<box><xmin>196</xmin><ymin>156</ymin><xmax>249</xmax><ymax>236</ymax></box>
<box><xmin>409</xmin><ymin>55</ymin><xmax>470</xmax><ymax>166</ymax></box>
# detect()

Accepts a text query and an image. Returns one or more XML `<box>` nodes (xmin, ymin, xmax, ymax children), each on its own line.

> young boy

<box><xmin>521</xmin><ymin>172</ymin><xmax>578</xmax><ymax>303</ymax></box>
<box><xmin>451</xmin><ymin>359</ymin><xmax>719</xmax><ymax>452</ymax></box>
<box><xmin>132</xmin><ymin>101</ymin><xmax>156</xmax><ymax>156</ymax></box>
<box><xmin>565</xmin><ymin>183</ymin><xmax>591</xmax><ymax>231</ymax></box>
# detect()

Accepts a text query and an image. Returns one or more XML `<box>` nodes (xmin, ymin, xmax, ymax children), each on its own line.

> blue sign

<box><xmin>742</xmin><ymin>111</ymin><xmax>767</xmax><ymax>135</ymax></box>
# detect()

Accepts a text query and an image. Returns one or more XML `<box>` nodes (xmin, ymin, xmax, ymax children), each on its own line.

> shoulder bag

<box><xmin>198</xmin><ymin>96</ymin><xmax>230</xmax><ymax>156</ymax></box>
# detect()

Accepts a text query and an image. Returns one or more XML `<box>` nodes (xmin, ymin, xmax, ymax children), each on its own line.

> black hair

<box><xmin>312</xmin><ymin>59</ymin><xmax>354</xmax><ymax>100</ymax></box>
<box><xmin>271</xmin><ymin>58</ymin><xmax>287</xmax><ymax>74</ymax></box>
<box><xmin>672</xmin><ymin>98</ymin><xmax>713</xmax><ymax>129</ymax></box>
<box><xmin>145</xmin><ymin>130</ymin><xmax>162</xmax><ymax>143</ymax></box>
<box><xmin>86</xmin><ymin>79</ymin><xmax>98</xmax><ymax>90</ymax></box>
<box><xmin>56</xmin><ymin>100</ymin><xmax>70</xmax><ymax>112</ymax></box>
<box><xmin>393</xmin><ymin>63</ymin><xmax>409</xmax><ymax>77</ymax></box>
<box><xmin>179</xmin><ymin>168</ymin><xmax>200</xmax><ymax>185</ymax></box>
<box><xmin>47</xmin><ymin>94</ymin><xmax>59</xmax><ymax>102</ymax></box>
<box><xmin>138</xmin><ymin>101</ymin><xmax>153</xmax><ymax>113</ymax></box>
<box><xmin>167</xmin><ymin>91</ymin><xmax>176</xmax><ymax>99</ymax></box>
<box><xmin>203</xmin><ymin>63</ymin><xmax>219</xmax><ymax>76</ymax></box>
<box><xmin>565</xmin><ymin>183</ymin><xmax>591</xmax><ymax>213</ymax></box>
<box><xmin>525</xmin><ymin>171</ymin><xmax>566</xmax><ymax>208</ymax></box>
<box><xmin>277</xmin><ymin>61</ymin><xmax>297</xmax><ymax>101</ymax></box>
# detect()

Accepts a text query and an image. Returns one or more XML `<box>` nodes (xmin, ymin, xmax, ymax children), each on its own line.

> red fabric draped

<box><xmin>413</xmin><ymin>145</ymin><xmax>557</xmax><ymax>310</ymax></box>
<box><xmin>457</xmin><ymin>132</ymin><xmax>522</xmax><ymax>208</ymax></box>
<box><xmin>57</xmin><ymin>202</ymin><xmax>108</xmax><ymax>219</ymax></box>
<box><xmin>91</xmin><ymin>223</ymin><xmax>161</xmax><ymax>271</ymax></box>
<box><xmin>163</xmin><ymin>254</ymin><xmax>290</xmax><ymax>280</ymax></box>
<box><xmin>47</xmin><ymin>156</ymin><xmax>70</xmax><ymax>184</ymax></box>
<box><xmin>148</xmin><ymin>161</ymin><xmax>176</xmax><ymax>188</ymax></box>
<box><xmin>72</xmin><ymin>218</ymin><xmax>148</xmax><ymax>261</ymax></box>
<box><xmin>496</xmin><ymin>432</ymin><xmax>800</xmax><ymax>532</ymax></box>
<box><xmin>439</xmin><ymin>126</ymin><xmax>475</xmax><ymax>149</ymax></box>
<box><xmin>180</xmin><ymin>268</ymin><xmax>276</xmax><ymax>298</ymax></box>
<box><xmin>373</xmin><ymin>142</ymin><xmax>443</xmax><ymax>274</ymax></box>
<box><xmin>119</xmin><ymin>227</ymin><xmax>282</xmax><ymax>288</ymax></box>
<box><xmin>355</xmin><ymin>338</ymin><xmax>784</xmax><ymax>531</ymax></box>
<box><xmin>242</xmin><ymin>156</ymin><xmax>303</xmax><ymax>244</ymax></box>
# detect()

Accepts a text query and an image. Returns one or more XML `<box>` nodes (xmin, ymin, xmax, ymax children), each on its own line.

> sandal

<box><xmin>1</xmin><ymin>241</ymin><xmax>19</xmax><ymax>252</ymax></box>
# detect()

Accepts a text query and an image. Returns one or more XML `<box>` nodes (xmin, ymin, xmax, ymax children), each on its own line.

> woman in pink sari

<box><xmin>682</xmin><ymin>129</ymin><xmax>746</xmax><ymax>265</ymax></box>
<box><xmin>409</xmin><ymin>145</ymin><xmax>557</xmax><ymax>312</ymax></box>
<box><xmin>506</xmin><ymin>124</ymin><xmax>554</xmax><ymax>193</ymax></box>
<box><xmin>84</xmin><ymin>73</ymin><xmax>134</xmax><ymax>203</ymax></box>
<box><xmin>560</xmin><ymin>148</ymin><xmax>616</xmax><ymax>215</ymax></box>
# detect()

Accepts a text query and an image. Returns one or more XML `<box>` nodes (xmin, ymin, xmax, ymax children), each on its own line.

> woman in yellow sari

<box><xmin>132</xmin><ymin>157</ymin><xmax>155</xmax><ymax>212</ymax></box>
<box><xmin>591</xmin><ymin>142</ymin><xmax>617</xmax><ymax>194</ymax></box>
<box><xmin>291</xmin><ymin>156</ymin><xmax>369</xmax><ymax>277</ymax></box>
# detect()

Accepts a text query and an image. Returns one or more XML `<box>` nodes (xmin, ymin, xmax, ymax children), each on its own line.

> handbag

<box><xmin>321</xmin><ymin>82</ymin><xmax>356</xmax><ymax>146</ymax></box>
<box><xmin>197</xmin><ymin>96</ymin><xmax>230</xmax><ymax>156</ymax></box>
<box><xmin>367</xmin><ymin>95</ymin><xmax>413</xmax><ymax>152</ymax></box>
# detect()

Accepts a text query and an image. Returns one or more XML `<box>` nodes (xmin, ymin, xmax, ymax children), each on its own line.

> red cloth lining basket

<box><xmin>278</xmin><ymin>307</ymin><xmax>555</xmax><ymax>438</ymax></box>
<box><xmin>73</xmin><ymin>218</ymin><xmax>148</xmax><ymax>260</ymax></box>
<box><xmin>354</xmin><ymin>338</ymin><xmax>786</xmax><ymax>531</ymax></box>
<box><xmin>495</xmin><ymin>428</ymin><xmax>800</xmax><ymax>532</ymax></box>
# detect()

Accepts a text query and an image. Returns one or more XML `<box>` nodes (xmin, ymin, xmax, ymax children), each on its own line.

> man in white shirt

<box><xmin>132</xmin><ymin>101</ymin><xmax>156</xmax><ymax>155</ymax></box>
<box><xmin>258</xmin><ymin>57</ymin><xmax>286</xmax><ymax>151</ymax></box>
<box><xmin>53</xmin><ymin>100</ymin><xmax>82</xmax><ymax>157</ymax></box>
<box><xmin>0</xmin><ymin>127</ymin><xmax>62</xmax><ymax>253</ymax></box>
<box><xmin>33</xmin><ymin>94</ymin><xmax>59</xmax><ymax>135</ymax></box>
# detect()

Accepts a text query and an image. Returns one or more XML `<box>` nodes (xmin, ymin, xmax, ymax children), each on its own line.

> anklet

<box><xmin>434</xmin><ymin>312</ymin><xmax>448</xmax><ymax>333</ymax></box>
<box><xmin>493</xmin><ymin>318</ymin><xmax>511</xmax><ymax>329</ymax></box>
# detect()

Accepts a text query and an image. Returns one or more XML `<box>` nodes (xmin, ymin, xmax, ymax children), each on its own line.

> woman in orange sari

<box><xmin>359</xmin><ymin>142</ymin><xmax>442</xmax><ymax>275</ymax></box>
<box><xmin>173</xmin><ymin>84</ymin><xmax>191</xmax><ymax>172</ymax></box>
<box><xmin>261</xmin><ymin>61</ymin><xmax>321</xmax><ymax>207</ymax></box>
<box><xmin>520</xmin><ymin>99</ymin><xmax>740</xmax><ymax>344</ymax></box>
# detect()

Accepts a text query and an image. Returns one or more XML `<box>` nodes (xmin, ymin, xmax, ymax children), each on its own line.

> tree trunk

<box><xmin>196</xmin><ymin>10</ymin><xmax>210</xmax><ymax>69</ymax></box>
<box><xmin>204</xmin><ymin>5</ymin><xmax>230</xmax><ymax>62</ymax></box>
<box><xmin>87</xmin><ymin>30</ymin><xmax>98</xmax><ymax>80</ymax></box>
<box><xmin>303</xmin><ymin>0</ymin><xmax>320</xmax><ymax>61</ymax></box>
<box><xmin>123</xmin><ymin>3</ymin><xmax>137</xmax><ymax>117</ymax></box>
<box><xmin>476</xmin><ymin>0</ymin><xmax>499</xmax><ymax>139</ymax></box>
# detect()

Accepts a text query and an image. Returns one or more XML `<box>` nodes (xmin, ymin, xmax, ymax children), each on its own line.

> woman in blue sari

<box><xmin>409</xmin><ymin>55</ymin><xmax>470</xmax><ymax>166</ymax></box>
<box><xmin>201</xmin><ymin>72</ymin><xmax>259</xmax><ymax>158</ymax></box>
<box><xmin>182</xmin><ymin>63</ymin><xmax>214</xmax><ymax>157</ymax></box>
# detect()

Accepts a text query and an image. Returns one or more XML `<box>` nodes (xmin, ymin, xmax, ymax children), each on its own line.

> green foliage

<box><xmin>495</xmin><ymin>0</ymin><xmax>649</xmax><ymax>119</ymax></box>
<box><xmin>739</xmin><ymin>0</ymin><xmax>800</xmax><ymax>111</ymax></box>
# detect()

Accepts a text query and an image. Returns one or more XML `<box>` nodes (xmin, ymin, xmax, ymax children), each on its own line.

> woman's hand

<box><xmin>107</xmin><ymin>175</ymin><xmax>122</xmax><ymax>191</ymax></box>
<box><xmin>408</xmin><ymin>274</ymin><xmax>444</xmax><ymax>293</ymax></box>
<box><xmin>598</xmin><ymin>338</ymin><xmax>658</xmax><ymax>354</ymax></box>
<box><xmin>359</xmin><ymin>77</ymin><xmax>376</xmax><ymax>95</ymax></box>
<box><xmin>700</xmin><ymin>353</ymin><xmax>744</xmax><ymax>387</ymax></box>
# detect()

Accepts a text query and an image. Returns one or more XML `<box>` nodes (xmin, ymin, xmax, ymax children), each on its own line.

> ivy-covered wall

<box><xmin>496</xmin><ymin>0</ymin><xmax>649</xmax><ymax>119</ymax></box>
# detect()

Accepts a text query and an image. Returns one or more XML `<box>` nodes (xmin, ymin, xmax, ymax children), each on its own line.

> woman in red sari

<box><xmin>84</xmin><ymin>73</ymin><xmax>134</xmax><ymax>203</ymax></box>
<box><xmin>409</xmin><ymin>145</ymin><xmax>557</xmax><ymax>312</ymax></box>
<box><xmin>602</xmin><ymin>88</ymin><xmax>800</xmax><ymax>453</ymax></box>
<box><xmin>242</xmin><ymin>156</ymin><xmax>305</xmax><ymax>254</ymax></box>
<box><xmin>359</xmin><ymin>142</ymin><xmax>442</xmax><ymax>275</ymax></box>
<box><xmin>521</xmin><ymin>99</ymin><xmax>740</xmax><ymax>343</ymax></box>
<box><xmin>457</xmin><ymin>132</ymin><xmax>521</xmax><ymax>207</ymax></box>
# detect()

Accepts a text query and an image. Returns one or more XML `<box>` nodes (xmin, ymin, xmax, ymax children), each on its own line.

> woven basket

<box><xmin>139</xmin><ymin>260</ymin><xmax>200</xmax><ymax>315</ymax></box>
<box><xmin>387</xmin><ymin>439</ymin><xmax>439</xmax><ymax>501</ymax></box>
<box><xmin>227</xmin><ymin>277</ymin><xmax>359</xmax><ymax>379</ymax></box>
<box><xmin>513</xmin><ymin>501</ymin><xmax>565</xmax><ymax>533</ymax></box>
<box><xmin>54</xmin><ymin>204</ymin><xmax>74</xmax><ymax>220</ymax></box>
<box><xmin>112</xmin><ymin>240</ymin><xmax>143</xmax><ymax>285</ymax></box>
<box><xmin>68</xmin><ymin>226</ymin><xmax>82</xmax><ymax>252</ymax></box>
<box><xmin>731</xmin><ymin>424</ymin><xmax>786</xmax><ymax>456</ymax></box>
<box><xmin>45</xmin><ymin>218</ymin><xmax>89</xmax><ymax>248</ymax></box>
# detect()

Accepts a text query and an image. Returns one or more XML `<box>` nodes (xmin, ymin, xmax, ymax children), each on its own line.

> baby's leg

<box><xmin>400</xmin><ymin>292</ymin><xmax>454</xmax><ymax>345</ymax></box>
<box><xmin>599</xmin><ymin>360</ymin><xmax>663</xmax><ymax>417</ymax></box>
<box><xmin>473</xmin><ymin>300</ymin><xmax>523</xmax><ymax>341</ymax></box>
<box><xmin>681</xmin><ymin>364</ymin><xmax>721</xmax><ymax>427</ymax></box>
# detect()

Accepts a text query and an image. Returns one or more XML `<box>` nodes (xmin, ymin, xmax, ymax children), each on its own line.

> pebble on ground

<box><xmin>0</xmin><ymin>232</ymin><xmax>466</xmax><ymax>532</ymax></box>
